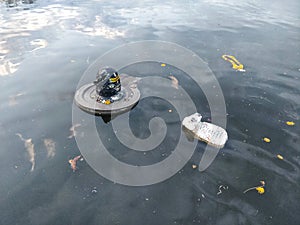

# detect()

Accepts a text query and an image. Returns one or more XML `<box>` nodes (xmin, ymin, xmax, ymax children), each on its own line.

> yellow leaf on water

<box><xmin>222</xmin><ymin>55</ymin><xmax>245</xmax><ymax>71</ymax></box>
<box><xmin>255</xmin><ymin>187</ymin><xmax>265</xmax><ymax>194</ymax></box>
<box><xmin>277</xmin><ymin>154</ymin><xmax>284</xmax><ymax>160</ymax></box>
<box><xmin>286</xmin><ymin>121</ymin><xmax>295</xmax><ymax>126</ymax></box>
<box><xmin>263</xmin><ymin>137</ymin><xmax>271</xmax><ymax>143</ymax></box>
<box><xmin>161</xmin><ymin>63</ymin><xmax>166</xmax><ymax>67</ymax></box>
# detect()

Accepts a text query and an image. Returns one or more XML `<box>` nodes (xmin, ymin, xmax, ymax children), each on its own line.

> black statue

<box><xmin>93</xmin><ymin>67</ymin><xmax>121</xmax><ymax>104</ymax></box>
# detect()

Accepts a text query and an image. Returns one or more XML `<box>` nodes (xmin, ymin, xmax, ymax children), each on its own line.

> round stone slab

<box><xmin>74</xmin><ymin>74</ymin><xmax>140</xmax><ymax>115</ymax></box>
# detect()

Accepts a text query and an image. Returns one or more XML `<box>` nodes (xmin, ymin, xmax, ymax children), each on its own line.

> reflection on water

<box><xmin>0</xmin><ymin>1</ymin><xmax>124</xmax><ymax>76</ymax></box>
<box><xmin>8</xmin><ymin>91</ymin><xmax>25</xmax><ymax>106</ymax></box>
<box><xmin>0</xmin><ymin>0</ymin><xmax>300</xmax><ymax>224</ymax></box>
<box><xmin>1</xmin><ymin>0</ymin><xmax>35</xmax><ymax>9</ymax></box>
<box><xmin>29</xmin><ymin>39</ymin><xmax>48</xmax><ymax>52</ymax></box>
<box><xmin>0</xmin><ymin>57</ymin><xmax>19</xmax><ymax>75</ymax></box>
<box><xmin>73</xmin><ymin>15</ymin><xmax>124</xmax><ymax>39</ymax></box>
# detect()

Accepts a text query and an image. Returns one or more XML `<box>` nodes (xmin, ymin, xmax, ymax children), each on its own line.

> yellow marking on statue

<box><xmin>109</xmin><ymin>76</ymin><xmax>120</xmax><ymax>83</ymax></box>
<box><xmin>222</xmin><ymin>55</ymin><xmax>245</xmax><ymax>71</ymax></box>
<box><xmin>104</xmin><ymin>99</ymin><xmax>111</xmax><ymax>105</ymax></box>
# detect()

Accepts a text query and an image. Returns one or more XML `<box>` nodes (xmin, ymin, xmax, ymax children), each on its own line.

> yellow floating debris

<box><xmin>263</xmin><ymin>137</ymin><xmax>271</xmax><ymax>143</ymax></box>
<box><xmin>243</xmin><ymin>180</ymin><xmax>266</xmax><ymax>195</ymax></box>
<box><xmin>286</xmin><ymin>121</ymin><xmax>295</xmax><ymax>126</ymax></box>
<box><xmin>192</xmin><ymin>164</ymin><xmax>197</xmax><ymax>169</ymax></box>
<box><xmin>277</xmin><ymin>154</ymin><xmax>284</xmax><ymax>160</ymax></box>
<box><xmin>161</xmin><ymin>63</ymin><xmax>166</xmax><ymax>67</ymax></box>
<box><xmin>255</xmin><ymin>186</ymin><xmax>265</xmax><ymax>194</ymax></box>
<box><xmin>222</xmin><ymin>55</ymin><xmax>245</xmax><ymax>71</ymax></box>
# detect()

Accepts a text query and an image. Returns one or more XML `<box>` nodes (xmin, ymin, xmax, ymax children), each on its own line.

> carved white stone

<box><xmin>182</xmin><ymin>113</ymin><xmax>228</xmax><ymax>148</ymax></box>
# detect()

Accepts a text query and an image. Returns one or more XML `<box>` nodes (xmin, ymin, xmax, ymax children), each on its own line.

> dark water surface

<box><xmin>1</xmin><ymin>0</ymin><xmax>300</xmax><ymax>224</ymax></box>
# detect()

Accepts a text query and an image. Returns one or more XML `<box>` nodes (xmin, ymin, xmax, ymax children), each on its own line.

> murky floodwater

<box><xmin>1</xmin><ymin>0</ymin><xmax>300</xmax><ymax>224</ymax></box>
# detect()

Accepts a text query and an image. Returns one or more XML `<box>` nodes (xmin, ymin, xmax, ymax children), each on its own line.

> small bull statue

<box><xmin>93</xmin><ymin>67</ymin><xmax>121</xmax><ymax>98</ymax></box>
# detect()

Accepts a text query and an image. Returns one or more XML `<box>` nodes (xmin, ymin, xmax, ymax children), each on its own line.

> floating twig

<box><xmin>217</xmin><ymin>185</ymin><xmax>229</xmax><ymax>195</ymax></box>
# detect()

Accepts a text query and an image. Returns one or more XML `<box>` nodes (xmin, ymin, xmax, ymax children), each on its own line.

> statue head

<box><xmin>93</xmin><ymin>67</ymin><xmax>121</xmax><ymax>97</ymax></box>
